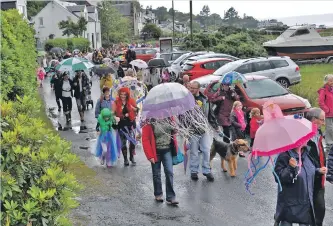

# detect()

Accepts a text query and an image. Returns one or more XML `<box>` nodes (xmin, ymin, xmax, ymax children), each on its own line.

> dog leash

<box><xmin>217</xmin><ymin>127</ymin><xmax>231</xmax><ymax>141</ymax></box>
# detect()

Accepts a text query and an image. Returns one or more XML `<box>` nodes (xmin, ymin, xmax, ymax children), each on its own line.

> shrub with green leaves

<box><xmin>1</xmin><ymin>9</ymin><xmax>37</xmax><ymax>100</ymax></box>
<box><xmin>44</xmin><ymin>38</ymin><xmax>90</xmax><ymax>52</ymax></box>
<box><xmin>1</xmin><ymin>10</ymin><xmax>81</xmax><ymax>225</ymax></box>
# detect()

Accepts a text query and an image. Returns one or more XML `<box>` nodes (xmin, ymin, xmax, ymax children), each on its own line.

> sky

<box><xmin>140</xmin><ymin>0</ymin><xmax>333</xmax><ymax>20</ymax></box>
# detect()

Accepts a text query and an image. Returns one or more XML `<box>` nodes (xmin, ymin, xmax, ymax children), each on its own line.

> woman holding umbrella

<box><xmin>113</xmin><ymin>87</ymin><xmax>138</xmax><ymax>166</ymax></box>
<box><xmin>141</xmin><ymin>83</ymin><xmax>212</xmax><ymax>205</ymax></box>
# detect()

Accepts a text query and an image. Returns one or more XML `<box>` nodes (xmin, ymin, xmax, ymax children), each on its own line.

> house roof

<box><xmin>67</xmin><ymin>5</ymin><xmax>86</xmax><ymax>13</ymax></box>
<box><xmin>114</xmin><ymin>3</ymin><xmax>131</xmax><ymax>16</ymax></box>
<box><xmin>87</xmin><ymin>6</ymin><xmax>96</xmax><ymax>13</ymax></box>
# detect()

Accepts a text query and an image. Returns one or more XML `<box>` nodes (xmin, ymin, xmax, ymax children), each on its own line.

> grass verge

<box><xmin>290</xmin><ymin>64</ymin><xmax>333</xmax><ymax>107</ymax></box>
<box><xmin>36</xmin><ymin>90</ymin><xmax>101</xmax><ymax>189</ymax></box>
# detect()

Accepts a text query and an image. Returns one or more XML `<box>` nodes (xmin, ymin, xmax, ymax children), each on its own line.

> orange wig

<box><xmin>115</xmin><ymin>87</ymin><xmax>137</xmax><ymax>121</ymax></box>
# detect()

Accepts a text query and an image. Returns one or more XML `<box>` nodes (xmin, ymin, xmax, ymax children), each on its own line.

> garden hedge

<box><xmin>1</xmin><ymin>10</ymin><xmax>81</xmax><ymax>225</ymax></box>
<box><xmin>44</xmin><ymin>38</ymin><xmax>90</xmax><ymax>52</ymax></box>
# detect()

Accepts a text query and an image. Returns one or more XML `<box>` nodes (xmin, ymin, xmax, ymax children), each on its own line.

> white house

<box><xmin>31</xmin><ymin>0</ymin><xmax>101</xmax><ymax>50</ymax></box>
<box><xmin>0</xmin><ymin>0</ymin><xmax>27</xmax><ymax>18</ymax></box>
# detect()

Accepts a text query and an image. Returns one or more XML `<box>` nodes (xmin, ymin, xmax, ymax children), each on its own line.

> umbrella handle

<box><xmin>132</xmin><ymin>65</ymin><xmax>137</xmax><ymax>77</ymax></box>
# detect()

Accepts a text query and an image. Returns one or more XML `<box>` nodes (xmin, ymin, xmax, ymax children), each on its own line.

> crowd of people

<box><xmin>38</xmin><ymin>47</ymin><xmax>333</xmax><ymax>225</ymax></box>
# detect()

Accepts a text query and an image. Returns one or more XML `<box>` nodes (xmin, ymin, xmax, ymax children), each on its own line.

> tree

<box><xmin>98</xmin><ymin>0</ymin><xmax>131</xmax><ymax>45</ymax></box>
<box><xmin>224</xmin><ymin>7</ymin><xmax>239</xmax><ymax>21</ymax></box>
<box><xmin>142</xmin><ymin>23</ymin><xmax>162</xmax><ymax>39</ymax></box>
<box><xmin>27</xmin><ymin>1</ymin><xmax>49</xmax><ymax>19</ymax></box>
<box><xmin>77</xmin><ymin>16</ymin><xmax>88</xmax><ymax>36</ymax></box>
<box><xmin>199</xmin><ymin>5</ymin><xmax>210</xmax><ymax>29</ymax></box>
<box><xmin>154</xmin><ymin>6</ymin><xmax>169</xmax><ymax>22</ymax></box>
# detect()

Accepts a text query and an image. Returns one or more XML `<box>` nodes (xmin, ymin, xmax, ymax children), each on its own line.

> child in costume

<box><xmin>95</xmin><ymin>108</ymin><xmax>119</xmax><ymax>167</ymax></box>
<box><xmin>249</xmin><ymin>108</ymin><xmax>264</xmax><ymax>148</ymax></box>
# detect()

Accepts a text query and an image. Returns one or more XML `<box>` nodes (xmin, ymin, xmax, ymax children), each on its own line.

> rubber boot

<box><xmin>129</xmin><ymin>148</ymin><xmax>136</xmax><ymax>166</ymax></box>
<box><xmin>65</xmin><ymin>114</ymin><xmax>70</xmax><ymax>124</ymax></box>
<box><xmin>122</xmin><ymin>149</ymin><xmax>129</xmax><ymax>166</ymax></box>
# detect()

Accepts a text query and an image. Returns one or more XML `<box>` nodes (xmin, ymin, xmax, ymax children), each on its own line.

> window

<box><xmin>145</xmin><ymin>49</ymin><xmax>157</xmax><ymax>54</ymax></box>
<box><xmin>39</xmin><ymin>17</ymin><xmax>43</xmax><ymax>26</ymax></box>
<box><xmin>235</xmin><ymin>63</ymin><xmax>252</xmax><ymax>74</ymax></box>
<box><xmin>242</xmin><ymin>79</ymin><xmax>289</xmax><ymax>99</ymax></box>
<box><xmin>202</xmin><ymin>62</ymin><xmax>217</xmax><ymax>70</ymax></box>
<box><xmin>216</xmin><ymin>60</ymin><xmax>230</xmax><ymax>68</ymax></box>
<box><xmin>87</xmin><ymin>33</ymin><xmax>89</xmax><ymax>40</ymax></box>
<box><xmin>183</xmin><ymin>64</ymin><xmax>194</xmax><ymax>71</ymax></box>
<box><xmin>291</xmin><ymin>29</ymin><xmax>310</xmax><ymax>37</ymax></box>
<box><xmin>270</xmin><ymin>60</ymin><xmax>289</xmax><ymax>68</ymax></box>
<box><xmin>252</xmin><ymin>61</ymin><xmax>272</xmax><ymax>72</ymax></box>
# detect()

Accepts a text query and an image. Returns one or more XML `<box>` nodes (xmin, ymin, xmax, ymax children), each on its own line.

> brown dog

<box><xmin>210</xmin><ymin>139</ymin><xmax>249</xmax><ymax>177</ymax></box>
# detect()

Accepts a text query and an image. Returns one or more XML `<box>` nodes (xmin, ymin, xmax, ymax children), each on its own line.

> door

<box><xmin>91</xmin><ymin>34</ymin><xmax>95</xmax><ymax>49</ymax></box>
<box><xmin>252</xmin><ymin>61</ymin><xmax>275</xmax><ymax>79</ymax></box>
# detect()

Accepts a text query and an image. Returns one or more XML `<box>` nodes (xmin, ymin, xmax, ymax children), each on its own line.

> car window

<box><xmin>270</xmin><ymin>60</ymin><xmax>289</xmax><ymax>68</ymax></box>
<box><xmin>242</xmin><ymin>79</ymin><xmax>289</xmax><ymax>99</ymax></box>
<box><xmin>183</xmin><ymin>64</ymin><xmax>194</xmax><ymax>71</ymax></box>
<box><xmin>235</xmin><ymin>63</ymin><xmax>252</xmax><ymax>74</ymax></box>
<box><xmin>202</xmin><ymin>62</ymin><xmax>218</xmax><ymax>70</ymax></box>
<box><xmin>145</xmin><ymin>49</ymin><xmax>157</xmax><ymax>54</ymax></box>
<box><xmin>134</xmin><ymin>49</ymin><xmax>144</xmax><ymax>54</ymax></box>
<box><xmin>161</xmin><ymin>54</ymin><xmax>172</xmax><ymax>62</ymax></box>
<box><xmin>216</xmin><ymin>60</ymin><xmax>230</xmax><ymax>68</ymax></box>
<box><xmin>173</xmin><ymin>53</ymin><xmax>190</xmax><ymax>64</ymax></box>
<box><xmin>252</xmin><ymin>61</ymin><xmax>272</xmax><ymax>72</ymax></box>
<box><xmin>172</xmin><ymin>53</ymin><xmax>183</xmax><ymax>60</ymax></box>
<box><xmin>213</xmin><ymin>61</ymin><xmax>241</xmax><ymax>75</ymax></box>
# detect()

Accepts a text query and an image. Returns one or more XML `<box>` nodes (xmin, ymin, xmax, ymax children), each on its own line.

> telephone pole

<box><xmin>189</xmin><ymin>0</ymin><xmax>193</xmax><ymax>41</ymax></box>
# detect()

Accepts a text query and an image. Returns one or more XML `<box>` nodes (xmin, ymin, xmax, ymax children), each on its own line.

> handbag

<box><xmin>172</xmin><ymin>147</ymin><xmax>184</xmax><ymax>165</ymax></box>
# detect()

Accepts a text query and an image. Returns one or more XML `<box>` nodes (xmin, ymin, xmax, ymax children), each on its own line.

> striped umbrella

<box><xmin>56</xmin><ymin>57</ymin><xmax>94</xmax><ymax>72</ymax></box>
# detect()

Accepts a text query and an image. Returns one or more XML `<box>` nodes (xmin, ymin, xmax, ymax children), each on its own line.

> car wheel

<box><xmin>276</xmin><ymin>78</ymin><xmax>290</xmax><ymax>88</ymax></box>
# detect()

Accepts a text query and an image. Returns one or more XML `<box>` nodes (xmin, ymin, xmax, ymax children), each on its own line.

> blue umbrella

<box><xmin>220</xmin><ymin>71</ymin><xmax>247</xmax><ymax>85</ymax></box>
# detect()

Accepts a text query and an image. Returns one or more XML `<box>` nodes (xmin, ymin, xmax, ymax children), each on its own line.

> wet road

<box><xmin>41</xmin><ymin>77</ymin><xmax>333</xmax><ymax>226</ymax></box>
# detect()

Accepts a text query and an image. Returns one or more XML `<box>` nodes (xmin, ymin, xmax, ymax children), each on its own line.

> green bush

<box><xmin>44</xmin><ymin>38</ymin><xmax>68</xmax><ymax>52</ymax></box>
<box><xmin>1</xmin><ymin>10</ymin><xmax>37</xmax><ymax>100</ymax></box>
<box><xmin>44</xmin><ymin>38</ymin><xmax>90</xmax><ymax>52</ymax></box>
<box><xmin>181</xmin><ymin>27</ymin><xmax>268</xmax><ymax>58</ymax></box>
<box><xmin>1</xmin><ymin>10</ymin><xmax>81</xmax><ymax>225</ymax></box>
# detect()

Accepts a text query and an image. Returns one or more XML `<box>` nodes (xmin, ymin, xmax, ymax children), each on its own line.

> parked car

<box><xmin>134</xmin><ymin>48</ymin><xmax>158</xmax><ymax>62</ymax></box>
<box><xmin>169</xmin><ymin>51</ymin><xmax>214</xmax><ymax>80</ymax></box>
<box><xmin>181</xmin><ymin>58</ymin><xmax>232</xmax><ymax>80</ymax></box>
<box><xmin>193</xmin><ymin>74</ymin><xmax>311</xmax><ymax>117</ymax></box>
<box><xmin>160</xmin><ymin>51</ymin><xmax>190</xmax><ymax>64</ymax></box>
<box><xmin>210</xmin><ymin>56</ymin><xmax>301</xmax><ymax>88</ymax></box>
<box><xmin>182</xmin><ymin>53</ymin><xmax>239</xmax><ymax>66</ymax></box>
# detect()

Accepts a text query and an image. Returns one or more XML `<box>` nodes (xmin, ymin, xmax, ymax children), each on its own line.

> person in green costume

<box><xmin>95</xmin><ymin>108</ymin><xmax>119</xmax><ymax>167</ymax></box>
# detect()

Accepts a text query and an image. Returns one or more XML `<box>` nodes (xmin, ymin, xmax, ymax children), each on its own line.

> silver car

<box><xmin>211</xmin><ymin>56</ymin><xmax>301</xmax><ymax>88</ymax></box>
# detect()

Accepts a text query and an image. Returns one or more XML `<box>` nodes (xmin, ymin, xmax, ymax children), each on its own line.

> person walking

<box><xmin>142</xmin><ymin>120</ymin><xmax>179</xmax><ymax>205</ymax></box>
<box><xmin>100</xmin><ymin>73</ymin><xmax>113</xmax><ymax>92</ymax></box>
<box><xmin>207</xmin><ymin>83</ymin><xmax>239</xmax><ymax>144</ymax></box>
<box><xmin>318</xmin><ymin>74</ymin><xmax>333</xmax><ymax>153</ymax></box>
<box><xmin>73</xmin><ymin>70</ymin><xmax>90</xmax><ymax>122</ymax></box>
<box><xmin>230</xmin><ymin>101</ymin><xmax>247</xmax><ymax>157</ymax></box>
<box><xmin>60</xmin><ymin>72</ymin><xmax>73</xmax><ymax>124</ymax></box>
<box><xmin>95</xmin><ymin>87</ymin><xmax>113</xmax><ymax>118</ymax></box>
<box><xmin>305</xmin><ymin>108</ymin><xmax>328</xmax><ymax>226</ymax></box>
<box><xmin>115</xmin><ymin>61</ymin><xmax>125</xmax><ymax>78</ymax></box>
<box><xmin>37</xmin><ymin>67</ymin><xmax>45</xmax><ymax>88</ymax></box>
<box><xmin>50</xmin><ymin>71</ymin><xmax>63</xmax><ymax>112</ymax></box>
<box><xmin>188</xmin><ymin>81</ymin><xmax>214</xmax><ymax>181</ymax></box>
<box><xmin>125</xmin><ymin>47</ymin><xmax>136</xmax><ymax>69</ymax></box>
<box><xmin>274</xmin><ymin>146</ymin><xmax>316</xmax><ymax>226</ymax></box>
<box><xmin>113</xmin><ymin>87</ymin><xmax>138</xmax><ymax>166</ymax></box>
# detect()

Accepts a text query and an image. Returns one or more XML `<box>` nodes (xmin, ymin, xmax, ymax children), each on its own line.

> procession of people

<box><xmin>39</xmin><ymin>47</ymin><xmax>333</xmax><ymax>226</ymax></box>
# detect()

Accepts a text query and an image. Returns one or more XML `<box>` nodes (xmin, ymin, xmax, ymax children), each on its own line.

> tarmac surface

<box><xmin>41</xmin><ymin>77</ymin><xmax>333</xmax><ymax>226</ymax></box>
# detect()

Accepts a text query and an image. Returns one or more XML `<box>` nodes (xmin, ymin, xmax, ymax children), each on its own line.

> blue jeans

<box><xmin>151</xmin><ymin>149</ymin><xmax>175</xmax><ymax>201</ymax></box>
<box><xmin>189</xmin><ymin>132</ymin><xmax>212</xmax><ymax>175</ymax></box>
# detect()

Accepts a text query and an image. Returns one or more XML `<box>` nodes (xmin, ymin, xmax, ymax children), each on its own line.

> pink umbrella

<box><xmin>245</xmin><ymin>101</ymin><xmax>317</xmax><ymax>194</ymax></box>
